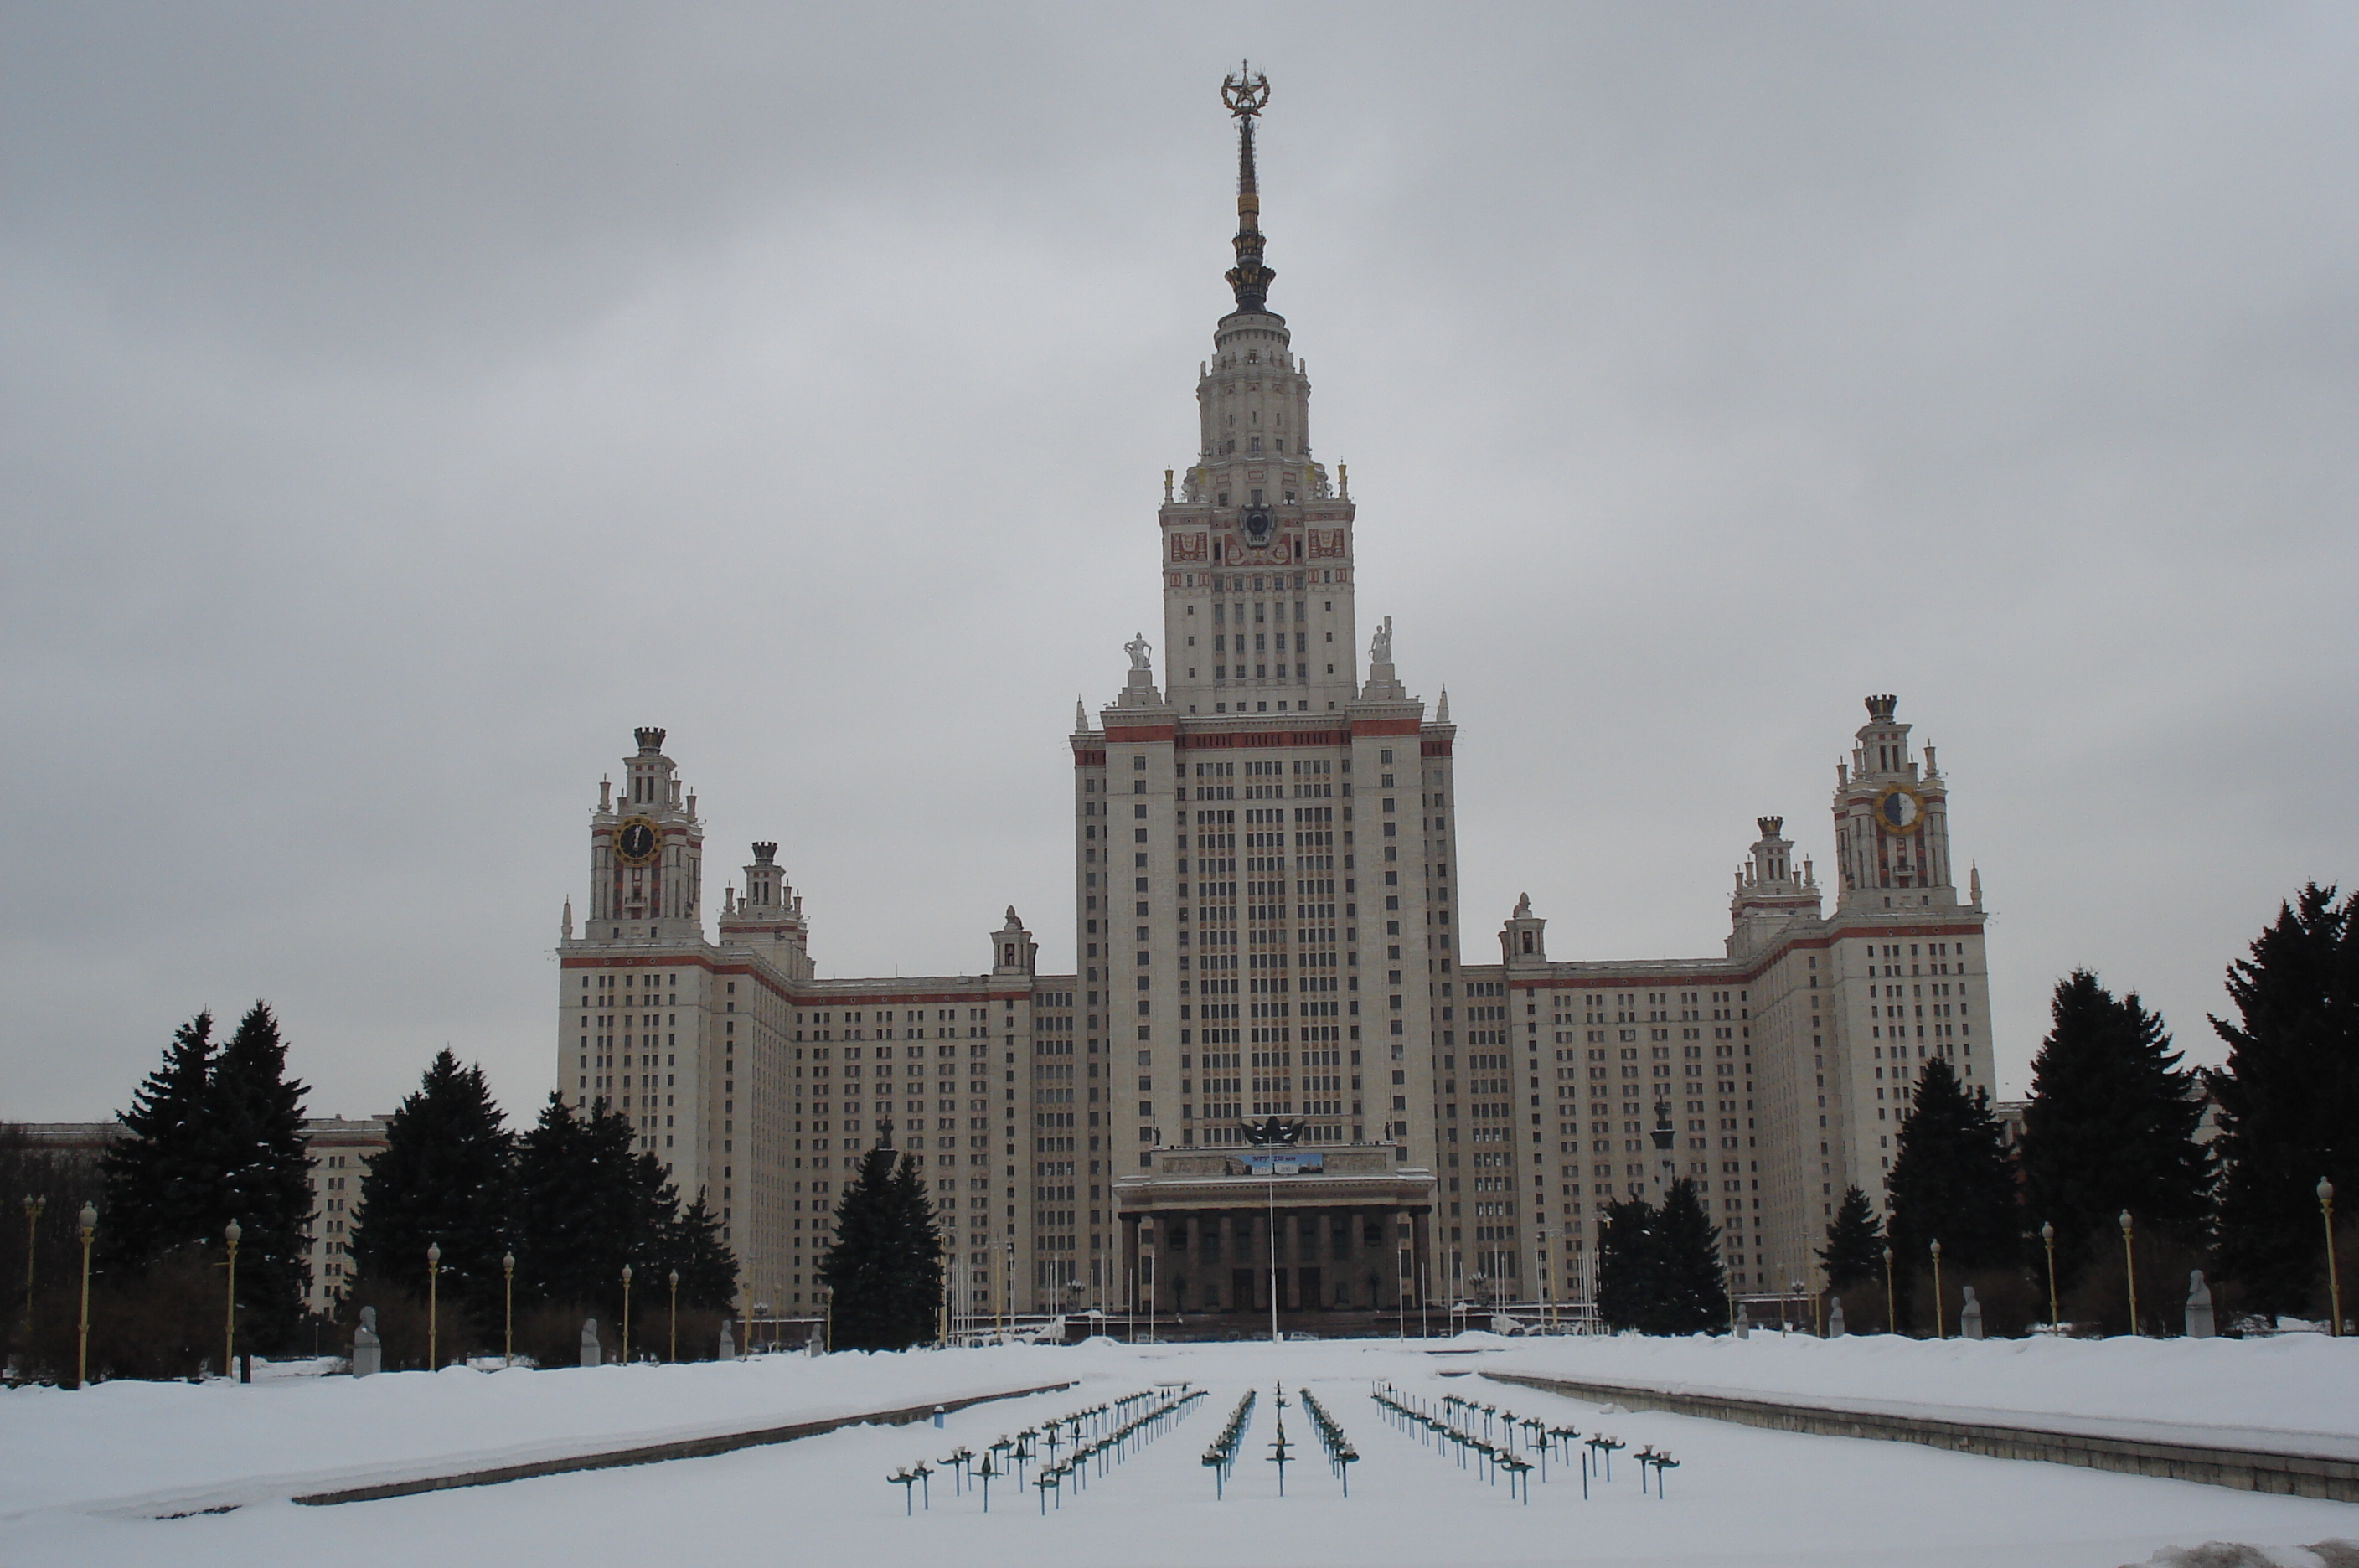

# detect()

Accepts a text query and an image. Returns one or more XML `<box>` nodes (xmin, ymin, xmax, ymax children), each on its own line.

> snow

<box><xmin>1477</xmin><ymin>1329</ymin><xmax>2359</xmax><ymax>1457</ymax></box>
<box><xmin>4</xmin><ymin>1334</ymin><xmax>2356</xmax><ymax>1567</ymax></box>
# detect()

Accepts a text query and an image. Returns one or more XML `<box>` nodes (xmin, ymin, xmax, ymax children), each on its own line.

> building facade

<box><xmin>553</xmin><ymin>77</ymin><xmax>1998</xmax><ymax>1321</ymax></box>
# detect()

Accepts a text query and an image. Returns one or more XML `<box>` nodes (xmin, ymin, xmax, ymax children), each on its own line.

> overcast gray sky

<box><xmin>3</xmin><ymin>3</ymin><xmax>2352</xmax><ymax>1127</ymax></box>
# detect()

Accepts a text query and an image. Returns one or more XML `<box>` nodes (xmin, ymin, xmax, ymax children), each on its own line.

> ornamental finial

<box><xmin>1221</xmin><ymin>63</ymin><xmax>1276</xmax><ymax>312</ymax></box>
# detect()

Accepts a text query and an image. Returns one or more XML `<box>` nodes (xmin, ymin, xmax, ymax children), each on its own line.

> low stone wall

<box><xmin>292</xmin><ymin>1380</ymin><xmax>1079</xmax><ymax>1507</ymax></box>
<box><xmin>1482</xmin><ymin>1370</ymin><xmax>2359</xmax><ymax>1504</ymax></box>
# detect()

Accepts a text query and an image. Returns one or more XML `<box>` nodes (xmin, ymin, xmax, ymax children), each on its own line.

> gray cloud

<box><xmin>3</xmin><ymin>3</ymin><xmax>2352</xmax><ymax>1123</ymax></box>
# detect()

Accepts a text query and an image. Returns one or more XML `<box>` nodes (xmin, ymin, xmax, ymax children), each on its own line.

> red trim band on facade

<box><xmin>1072</xmin><ymin>750</ymin><xmax>1106</xmax><ymax>767</ymax></box>
<box><xmin>1422</xmin><ymin>739</ymin><xmax>1453</xmax><ymax>757</ymax></box>
<box><xmin>1350</xmin><ymin>717</ymin><xmax>1422</xmax><ymax>736</ymax></box>
<box><xmin>1103</xmin><ymin>725</ymin><xmax>1176</xmax><ymax>743</ymax></box>
<box><xmin>1178</xmin><ymin>730</ymin><xmax>1348</xmax><ymax>750</ymax></box>
<box><xmin>1500</xmin><ymin>920</ymin><xmax>1985</xmax><ymax>993</ymax></box>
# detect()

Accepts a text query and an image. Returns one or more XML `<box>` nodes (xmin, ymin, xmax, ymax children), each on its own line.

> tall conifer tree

<box><xmin>1885</xmin><ymin>1057</ymin><xmax>2019</xmax><ymax>1276</ymax></box>
<box><xmin>819</xmin><ymin>1124</ymin><xmax>943</xmax><ymax>1349</ymax></box>
<box><xmin>100</xmin><ymin>1011</ymin><xmax>221</xmax><ymax>1270</ymax></box>
<box><xmin>1819</xmin><ymin>1186</ymin><xmax>1886</xmax><ymax>1290</ymax></box>
<box><xmin>2210</xmin><ymin>885</ymin><xmax>2359</xmax><ymax>1316</ymax></box>
<box><xmin>206</xmin><ymin>1003</ymin><xmax>314</xmax><ymax>1348</ymax></box>
<box><xmin>1594</xmin><ymin>1195</ymin><xmax>1657</xmax><ymax>1333</ymax></box>
<box><xmin>349</xmin><ymin>1050</ymin><xmax>514</xmax><ymax>1323</ymax></box>
<box><xmin>1649</xmin><ymin>1179</ymin><xmax>1728</xmax><ymax>1333</ymax></box>
<box><xmin>2018</xmin><ymin>971</ymin><xmax>2210</xmax><ymax>1288</ymax></box>
<box><xmin>665</xmin><ymin>1192</ymin><xmax>739</xmax><ymax>1310</ymax></box>
<box><xmin>512</xmin><ymin>1095</ymin><xmax>652</xmax><ymax>1317</ymax></box>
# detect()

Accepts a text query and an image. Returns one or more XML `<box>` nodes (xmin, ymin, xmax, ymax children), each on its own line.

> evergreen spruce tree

<box><xmin>348</xmin><ymin>1050</ymin><xmax>514</xmax><ymax>1325</ymax></box>
<box><xmin>511</xmin><ymin>1095</ymin><xmax>652</xmax><ymax>1318</ymax></box>
<box><xmin>818</xmin><ymin>1124</ymin><xmax>943</xmax><ymax>1349</ymax></box>
<box><xmin>2018</xmin><ymin>971</ymin><xmax>2211</xmax><ymax>1290</ymax></box>
<box><xmin>1649</xmin><ymin>1179</ymin><xmax>1727</xmax><ymax>1333</ymax></box>
<box><xmin>206</xmin><ymin>1003</ymin><xmax>315</xmax><ymax>1349</ymax></box>
<box><xmin>665</xmin><ymin>1192</ymin><xmax>739</xmax><ymax>1310</ymax></box>
<box><xmin>1885</xmin><ymin>1057</ymin><xmax>2020</xmax><ymax>1278</ymax></box>
<box><xmin>100</xmin><ymin>1011</ymin><xmax>222</xmax><ymax>1271</ymax></box>
<box><xmin>2210</xmin><ymin>884</ymin><xmax>2359</xmax><ymax>1316</ymax></box>
<box><xmin>1819</xmin><ymin>1185</ymin><xmax>1885</xmax><ymax>1291</ymax></box>
<box><xmin>1594</xmin><ymin>1195</ymin><xmax>1657</xmax><ymax>1333</ymax></box>
<box><xmin>885</xmin><ymin>1145</ymin><xmax>946</xmax><ymax>1338</ymax></box>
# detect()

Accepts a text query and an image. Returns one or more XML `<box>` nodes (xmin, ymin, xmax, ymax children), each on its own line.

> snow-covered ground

<box><xmin>1480</xmin><ymin>1328</ymin><xmax>2359</xmax><ymax>1456</ymax></box>
<box><xmin>5</xmin><ymin>1334</ymin><xmax>2356</xmax><ymax>1568</ymax></box>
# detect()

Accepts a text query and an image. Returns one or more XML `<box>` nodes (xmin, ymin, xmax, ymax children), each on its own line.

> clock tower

<box><xmin>586</xmin><ymin>726</ymin><xmax>705</xmax><ymax>942</ymax></box>
<box><xmin>1832</xmin><ymin>695</ymin><xmax>1957</xmax><ymax>913</ymax></box>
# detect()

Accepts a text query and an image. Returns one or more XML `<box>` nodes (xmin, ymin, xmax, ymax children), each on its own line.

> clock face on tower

<box><xmin>614</xmin><ymin>817</ymin><xmax>661</xmax><ymax>864</ymax></box>
<box><xmin>1241</xmin><ymin>506</ymin><xmax>1274</xmax><ymax>548</ymax></box>
<box><xmin>1875</xmin><ymin>785</ymin><xmax>1926</xmax><ymax>834</ymax></box>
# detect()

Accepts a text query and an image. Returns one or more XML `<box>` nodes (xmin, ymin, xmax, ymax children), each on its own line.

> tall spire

<box><xmin>1221</xmin><ymin>61</ymin><xmax>1275</xmax><ymax>313</ymax></box>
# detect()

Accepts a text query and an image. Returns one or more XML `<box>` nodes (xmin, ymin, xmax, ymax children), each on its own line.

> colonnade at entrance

<box><xmin>1112</xmin><ymin>1148</ymin><xmax>1438</xmax><ymax>1319</ymax></box>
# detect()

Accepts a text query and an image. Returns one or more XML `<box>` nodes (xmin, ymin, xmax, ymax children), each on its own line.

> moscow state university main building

<box><xmin>554</xmin><ymin>82</ymin><xmax>1997</xmax><ymax>1325</ymax></box>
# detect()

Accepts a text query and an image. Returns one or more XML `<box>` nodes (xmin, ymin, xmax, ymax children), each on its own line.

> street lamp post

<box><xmin>2119</xmin><ymin>1211</ymin><xmax>2138</xmax><ymax>1336</ymax></box>
<box><xmin>22</xmin><ymin>1194</ymin><xmax>44</xmax><ymax>1338</ymax></box>
<box><xmin>223</xmin><ymin>1219</ymin><xmax>242</xmax><ymax>1379</ymax></box>
<box><xmin>426</xmin><ymin>1241</ymin><xmax>441</xmax><ymax>1369</ymax></box>
<box><xmin>502</xmin><ymin>1251</ymin><xmax>515</xmax><ymax>1365</ymax></box>
<box><xmin>1929</xmin><ymin>1240</ymin><xmax>1943</xmax><ymax>1339</ymax></box>
<box><xmin>1882</xmin><ymin>1245</ymin><xmax>1895</xmax><ymax>1334</ymax></box>
<box><xmin>1265</xmin><ymin>1171</ymin><xmax>1280</xmax><ymax>1347</ymax></box>
<box><xmin>2321</xmin><ymin>1179</ymin><xmax>2341</xmax><ymax>1337</ymax></box>
<box><xmin>621</xmin><ymin>1265</ymin><xmax>634</xmax><ymax>1365</ymax></box>
<box><xmin>75</xmin><ymin>1203</ymin><xmax>95</xmax><ymax>1389</ymax></box>
<box><xmin>668</xmin><ymin>1269</ymin><xmax>679</xmax><ymax>1363</ymax></box>
<box><xmin>2040</xmin><ymin>1222</ymin><xmax>2058</xmax><ymax>1332</ymax></box>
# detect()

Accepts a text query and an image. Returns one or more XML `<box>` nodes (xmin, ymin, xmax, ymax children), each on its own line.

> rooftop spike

<box><xmin>1221</xmin><ymin>61</ymin><xmax>1275</xmax><ymax>313</ymax></box>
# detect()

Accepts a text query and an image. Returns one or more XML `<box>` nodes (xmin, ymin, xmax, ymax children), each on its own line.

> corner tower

<box><xmin>1832</xmin><ymin>695</ymin><xmax>1957</xmax><ymax>914</ymax></box>
<box><xmin>585</xmin><ymin>728</ymin><xmax>705</xmax><ymax>943</ymax></box>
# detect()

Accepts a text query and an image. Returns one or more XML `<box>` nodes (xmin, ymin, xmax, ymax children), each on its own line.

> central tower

<box><xmin>1095</xmin><ymin>66</ymin><xmax>1446</xmax><ymax>1322</ymax></box>
<box><xmin>1158</xmin><ymin>63</ymin><xmax>1357</xmax><ymax>719</ymax></box>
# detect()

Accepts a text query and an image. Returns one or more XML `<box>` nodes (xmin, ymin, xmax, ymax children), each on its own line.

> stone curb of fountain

<box><xmin>1480</xmin><ymin>1371</ymin><xmax>2359</xmax><ymax>1504</ymax></box>
<box><xmin>289</xmin><ymin>1380</ymin><xmax>1080</xmax><ymax>1508</ymax></box>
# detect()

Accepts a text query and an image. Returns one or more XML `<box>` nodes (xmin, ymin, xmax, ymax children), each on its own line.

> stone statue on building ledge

<box><xmin>1126</xmin><ymin>632</ymin><xmax>1154</xmax><ymax>671</ymax></box>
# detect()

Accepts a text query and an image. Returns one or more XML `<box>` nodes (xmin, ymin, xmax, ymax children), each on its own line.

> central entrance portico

<box><xmin>1117</xmin><ymin>1146</ymin><xmax>1436</xmax><ymax>1318</ymax></box>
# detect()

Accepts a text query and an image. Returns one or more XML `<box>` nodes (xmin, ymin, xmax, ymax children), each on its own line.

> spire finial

<box><xmin>1221</xmin><ymin>62</ymin><xmax>1275</xmax><ymax>313</ymax></box>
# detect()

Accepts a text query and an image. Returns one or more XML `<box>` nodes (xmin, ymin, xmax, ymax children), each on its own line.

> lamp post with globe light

<box><xmin>2321</xmin><ymin>1179</ymin><xmax>2341</xmax><ymax>1337</ymax></box>
<box><xmin>1882</xmin><ymin>1245</ymin><xmax>1895</xmax><ymax>1335</ymax></box>
<box><xmin>426</xmin><ymin>1241</ymin><xmax>441</xmax><ymax>1369</ymax></box>
<box><xmin>2119</xmin><ymin>1212</ymin><xmax>2138</xmax><ymax>1336</ymax></box>
<box><xmin>1929</xmin><ymin>1240</ymin><xmax>1943</xmax><ymax>1339</ymax></box>
<box><xmin>503</xmin><ymin>1251</ymin><xmax>515</xmax><ymax>1365</ymax></box>
<box><xmin>75</xmin><ymin>1203</ymin><xmax>95</xmax><ymax>1388</ymax></box>
<box><xmin>669</xmin><ymin>1269</ymin><xmax>679</xmax><ymax>1363</ymax></box>
<box><xmin>223</xmin><ymin>1220</ymin><xmax>242</xmax><ymax>1378</ymax></box>
<box><xmin>2041</xmin><ymin>1222</ymin><xmax>2059</xmax><ymax>1331</ymax></box>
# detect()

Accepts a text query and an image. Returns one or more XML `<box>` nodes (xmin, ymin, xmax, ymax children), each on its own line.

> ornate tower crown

<box><xmin>1864</xmin><ymin>695</ymin><xmax>1898</xmax><ymax>722</ymax></box>
<box><xmin>633</xmin><ymin>726</ymin><xmax>668</xmax><ymax>755</ymax></box>
<box><xmin>751</xmin><ymin>841</ymin><xmax>777</xmax><ymax>865</ymax></box>
<box><xmin>1221</xmin><ymin>61</ymin><xmax>1276</xmax><ymax>314</ymax></box>
<box><xmin>1757</xmin><ymin>816</ymin><xmax>1784</xmax><ymax>839</ymax></box>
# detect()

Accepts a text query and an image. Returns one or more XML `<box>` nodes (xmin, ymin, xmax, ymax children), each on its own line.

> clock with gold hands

<box><xmin>613</xmin><ymin>817</ymin><xmax>662</xmax><ymax>864</ymax></box>
<box><xmin>1874</xmin><ymin>785</ymin><xmax>1925</xmax><ymax>834</ymax></box>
